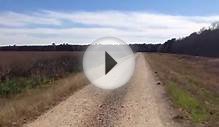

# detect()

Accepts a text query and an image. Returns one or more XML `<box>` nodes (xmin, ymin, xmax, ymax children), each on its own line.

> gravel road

<box><xmin>25</xmin><ymin>53</ymin><xmax>180</xmax><ymax>127</ymax></box>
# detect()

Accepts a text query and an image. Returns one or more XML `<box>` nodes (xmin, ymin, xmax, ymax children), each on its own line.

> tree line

<box><xmin>134</xmin><ymin>23</ymin><xmax>219</xmax><ymax>57</ymax></box>
<box><xmin>0</xmin><ymin>23</ymin><xmax>219</xmax><ymax>57</ymax></box>
<box><xmin>157</xmin><ymin>25</ymin><xmax>219</xmax><ymax>57</ymax></box>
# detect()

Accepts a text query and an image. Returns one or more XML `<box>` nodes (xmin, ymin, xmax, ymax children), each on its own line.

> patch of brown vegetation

<box><xmin>145</xmin><ymin>53</ymin><xmax>219</xmax><ymax>127</ymax></box>
<box><xmin>0</xmin><ymin>51</ymin><xmax>83</xmax><ymax>81</ymax></box>
<box><xmin>0</xmin><ymin>51</ymin><xmax>88</xmax><ymax>127</ymax></box>
<box><xmin>0</xmin><ymin>73</ymin><xmax>88</xmax><ymax>127</ymax></box>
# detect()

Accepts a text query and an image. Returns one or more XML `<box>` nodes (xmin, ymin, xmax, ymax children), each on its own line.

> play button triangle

<box><xmin>105</xmin><ymin>51</ymin><xmax>117</xmax><ymax>74</ymax></box>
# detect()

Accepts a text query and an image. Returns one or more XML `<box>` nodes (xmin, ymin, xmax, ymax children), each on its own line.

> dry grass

<box><xmin>0</xmin><ymin>73</ymin><xmax>88</xmax><ymax>127</ymax></box>
<box><xmin>0</xmin><ymin>51</ymin><xmax>83</xmax><ymax>80</ymax></box>
<box><xmin>145</xmin><ymin>53</ymin><xmax>219</xmax><ymax>127</ymax></box>
<box><xmin>0</xmin><ymin>51</ymin><xmax>89</xmax><ymax>127</ymax></box>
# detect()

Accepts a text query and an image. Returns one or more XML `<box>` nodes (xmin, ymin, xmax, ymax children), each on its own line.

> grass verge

<box><xmin>0</xmin><ymin>73</ymin><xmax>88</xmax><ymax>127</ymax></box>
<box><xmin>145</xmin><ymin>53</ymin><xmax>219</xmax><ymax>127</ymax></box>
<box><xmin>167</xmin><ymin>81</ymin><xmax>208</xmax><ymax>122</ymax></box>
<box><xmin>0</xmin><ymin>77</ymin><xmax>50</xmax><ymax>96</ymax></box>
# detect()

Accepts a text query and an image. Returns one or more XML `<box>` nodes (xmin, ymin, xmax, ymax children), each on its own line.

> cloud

<box><xmin>0</xmin><ymin>11</ymin><xmax>62</xmax><ymax>27</ymax></box>
<box><xmin>0</xmin><ymin>10</ymin><xmax>218</xmax><ymax>45</ymax></box>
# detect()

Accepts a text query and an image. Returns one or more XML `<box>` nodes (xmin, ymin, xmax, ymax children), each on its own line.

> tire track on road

<box><xmin>86</xmin><ymin>85</ymin><xmax>128</xmax><ymax>127</ymax></box>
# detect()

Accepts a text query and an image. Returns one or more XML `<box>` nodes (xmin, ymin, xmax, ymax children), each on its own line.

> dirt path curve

<box><xmin>25</xmin><ymin>53</ymin><xmax>180</xmax><ymax>127</ymax></box>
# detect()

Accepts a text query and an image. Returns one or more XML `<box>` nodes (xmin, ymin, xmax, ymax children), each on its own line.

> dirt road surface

<box><xmin>25</xmin><ymin>53</ymin><xmax>180</xmax><ymax>127</ymax></box>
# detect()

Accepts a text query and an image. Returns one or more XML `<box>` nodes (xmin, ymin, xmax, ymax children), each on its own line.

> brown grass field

<box><xmin>1</xmin><ymin>52</ymin><xmax>218</xmax><ymax>127</ymax></box>
<box><xmin>0</xmin><ymin>51</ymin><xmax>89</xmax><ymax>127</ymax></box>
<box><xmin>145</xmin><ymin>53</ymin><xmax>219</xmax><ymax>127</ymax></box>
<box><xmin>0</xmin><ymin>51</ymin><xmax>83</xmax><ymax>81</ymax></box>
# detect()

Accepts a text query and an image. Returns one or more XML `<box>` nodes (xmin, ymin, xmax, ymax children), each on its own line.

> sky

<box><xmin>0</xmin><ymin>0</ymin><xmax>219</xmax><ymax>45</ymax></box>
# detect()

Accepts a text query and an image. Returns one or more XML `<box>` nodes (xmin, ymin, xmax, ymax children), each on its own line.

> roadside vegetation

<box><xmin>145</xmin><ymin>53</ymin><xmax>219</xmax><ymax>127</ymax></box>
<box><xmin>0</xmin><ymin>52</ymin><xmax>88</xmax><ymax>127</ymax></box>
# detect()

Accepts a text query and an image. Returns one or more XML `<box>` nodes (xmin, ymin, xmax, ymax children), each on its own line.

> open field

<box><xmin>1</xmin><ymin>52</ymin><xmax>218</xmax><ymax>127</ymax></box>
<box><xmin>0</xmin><ymin>52</ymin><xmax>89</xmax><ymax>127</ymax></box>
<box><xmin>0</xmin><ymin>51</ymin><xmax>83</xmax><ymax>78</ymax></box>
<box><xmin>0</xmin><ymin>51</ymin><xmax>83</xmax><ymax>96</ymax></box>
<box><xmin>145</xmin><ymin>53</ymin><xmax>219</xmax><ymax>127</ymax></box>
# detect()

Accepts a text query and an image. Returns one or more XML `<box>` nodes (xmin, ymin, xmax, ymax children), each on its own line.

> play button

<box><xmin>83</xmin><ymin>37</ymin><xmax>135</xmax><ymax>89</ymax></box>
<box><xmin>105</xmin><ymin>52</ymin><xmax>117</xmax><ymax>74</ymax></box>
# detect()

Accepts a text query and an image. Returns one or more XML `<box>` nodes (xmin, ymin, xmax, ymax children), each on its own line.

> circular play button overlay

<box><xmin>83</xmin><ymin>37</ymin><xmax>135</xmax><ymax>89</ymax></box>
